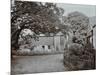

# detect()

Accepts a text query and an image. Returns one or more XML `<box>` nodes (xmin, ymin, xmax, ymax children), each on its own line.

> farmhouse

<box><xmin>30</xmin><ymin>32</ymin><xmax>67</xmax><ymax>52</ymax></box>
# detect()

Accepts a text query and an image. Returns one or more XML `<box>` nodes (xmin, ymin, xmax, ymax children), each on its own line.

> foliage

<box><xmin>64</xmin><ymin>43</ymin><xmax>96</xmax><ymax>70</ymax></box>
<box><xmin>18</xmin><ymin>29</ymin><xmax>39</xmax><ymax>45</ymax></box>
<box><xmin>64</xmin><ymin>11</ymin><xmax>89</xmax><ymax>45</ymax></box>
<box><xmin>11</xmin><ymin>1</ymin><xmax>64</xmax><ymax>49</ymax></box>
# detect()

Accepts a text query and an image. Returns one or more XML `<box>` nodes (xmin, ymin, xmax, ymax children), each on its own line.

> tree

<box><xmin>65</xmin><ymin>11</ymin><xmax>89</xmax><ymax>45</ymax></box>
<box><xmin>11</xmin><ymin>1</ymin><xmax>64</xmax><ymax>49</ymax></box>
<box><xmin>63</xmin><ymin>12</ymin><xmax>95</xmax><ymax>70</ymax></box>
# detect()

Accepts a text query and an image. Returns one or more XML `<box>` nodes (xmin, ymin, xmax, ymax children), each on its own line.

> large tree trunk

<box><xmin>11</xmin><ymin>28</ymin><xmax>23</xmax><ymax>58</ymax></box>
<box><xmin>11</xmin><ymin>22</ymin><xmax>26</xmax><ymax>50</ymax></box>
<box><xmin>11</xmin><ymin>28</ymin><xmax>23</xmax><ymax>50</ymax></box>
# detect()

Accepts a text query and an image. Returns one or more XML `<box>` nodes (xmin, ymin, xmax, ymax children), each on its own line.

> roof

<box><xmin>56</xmin><ymin>31</ymin><xmax>63</xmax><ymax>36</ymax></box>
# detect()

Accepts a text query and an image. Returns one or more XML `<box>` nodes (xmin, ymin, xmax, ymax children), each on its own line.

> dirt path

<box><xmin>11</xmin><ymin>54</ymin><xmax>66</xmax><ymax>74</ymax></box>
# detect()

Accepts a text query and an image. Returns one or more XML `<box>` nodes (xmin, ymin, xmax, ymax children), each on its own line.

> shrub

<box><xmin>64</xmin><ymin>43</ymin><xmax>96</xmax><ymax>70</ymax></box>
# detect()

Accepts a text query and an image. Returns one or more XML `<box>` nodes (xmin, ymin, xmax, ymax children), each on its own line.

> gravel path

<box><xmin>11</xmin><ymin>54</ymin><xmax>66</xmax><ymax>74</ymax></box>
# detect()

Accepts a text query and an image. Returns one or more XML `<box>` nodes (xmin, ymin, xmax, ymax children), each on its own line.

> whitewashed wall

<box><xmin>31</xmin><ymin>36</ymin><xmax>65</xmax><ymax>51</ymax></box>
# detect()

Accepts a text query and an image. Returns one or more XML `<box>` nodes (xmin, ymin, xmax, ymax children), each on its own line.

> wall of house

<box><xmin>31</xmin><ymin>36</ymin><xmax>54</xmax><ymax>46</ymax></box>
<box><xmin>31</xmin><ymin>36</ymin><xmax>65</xmax><ymax>51</ymax></box>
<box><xmin>93</xmin><ymin>27</ymin><xmax>96</xmax><ymax>49</ymax></box>
<box><xmin>87</xmin><ymin>25</ymin><xmax>96</xmax><ymax>49</ymax></box>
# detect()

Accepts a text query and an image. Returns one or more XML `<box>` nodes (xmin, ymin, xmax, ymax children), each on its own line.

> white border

<box><xmin>0</xmin><ymin>0</ymin><xmax>99</xmax><ymax>75</ymax></box>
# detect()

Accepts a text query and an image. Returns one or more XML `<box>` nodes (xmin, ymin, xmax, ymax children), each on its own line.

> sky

<box><xmin>57</xmin><ymin>3</ymin><xmax>96</xmax><ymax>17</ymax></box>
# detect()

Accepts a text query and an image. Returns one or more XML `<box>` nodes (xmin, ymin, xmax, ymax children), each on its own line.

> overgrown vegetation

<box><xmin>64</xmin><ymin>41</ymin><xmax>95</xmax><ymax>70</ymax></box>
<box><xmin>63</xmin><ymin>11</ymin><xmax>95</xmax><ymax>70</ymax></box>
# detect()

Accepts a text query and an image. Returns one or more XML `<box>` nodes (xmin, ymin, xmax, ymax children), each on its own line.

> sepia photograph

<box><xmin>11</xmin><ymin>0</ymin><xmax>96</xmax><ymax>74</ymax></box>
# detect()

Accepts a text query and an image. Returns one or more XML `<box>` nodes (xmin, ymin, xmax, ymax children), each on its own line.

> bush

<box><xmin>64</xmin><ymin>43</ymin><xmax>96</xmax><ymax>70</ymax></box>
